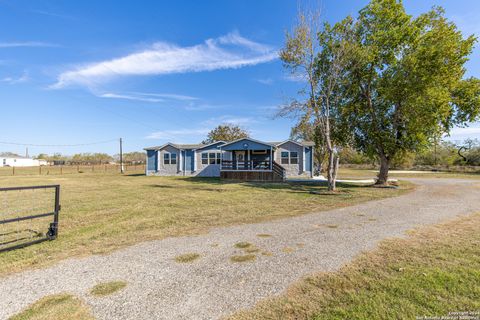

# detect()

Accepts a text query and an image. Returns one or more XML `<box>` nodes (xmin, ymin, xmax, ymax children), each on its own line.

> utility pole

<box><xmin>120</xmin><ymin>138</ymin><xmax>124</xmax><ymax>174</ymax></box>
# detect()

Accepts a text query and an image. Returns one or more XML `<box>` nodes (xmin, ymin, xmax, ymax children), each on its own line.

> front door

<box><xmin>235</xmin><ymin>151</ymin><xmax>246</xmax><ymax>169</ymax></box>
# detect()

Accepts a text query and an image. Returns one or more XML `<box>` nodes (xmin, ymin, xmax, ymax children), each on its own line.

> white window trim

<box><xmin>163</xmin><ymin>152</ymin><xmax>170</xmax><ymax>165</ymax></box>
<box><xmin>170</xmin><ymin>153</ymin><xmax>177</xmax><ymax>165</ymax></box>
<box><xmin>179</xmin><ymin>150</ymin><xmax>183</xmax><ymax>172</ymax></box>
<box><xmin>303</xmin><ymin>147</ymin><xmax>306</xmax><ymax>172</ymax></box>
<box><xmin>193</xmin><ymin>152</ymin><xmax>197</xmax><ymax>171</ymax></box>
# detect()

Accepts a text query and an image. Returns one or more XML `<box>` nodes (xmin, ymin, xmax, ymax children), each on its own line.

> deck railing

<box><xmin>221</xmin><ymin>160</ymin><xmax>271</xmax><ymax>171</ymax></box>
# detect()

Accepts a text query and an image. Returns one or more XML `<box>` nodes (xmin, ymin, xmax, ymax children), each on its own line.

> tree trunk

<box><xmin>377</xmin><ymin>154</ymin><xmax>390</xmax><ymax>185</ymax></box>
<box><xmin>327</xmin><ymin>150</ymin><xmax>337</xmax><ymax>191</ymax></box>
<box><xmin>332</xmin><ymin>155</ymin><xmax>339</xmax><ymax>188</ymax></box>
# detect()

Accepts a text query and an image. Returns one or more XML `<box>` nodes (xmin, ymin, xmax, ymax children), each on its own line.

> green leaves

<box><xmin>202</xmin><ymin>124</ymin><xmax>249</xmax><ymax>144</ymax></box>
<box><xmin>340</xmin><ymin>0</ymin><xmax>479</xmax><ymax>161</ymax></box>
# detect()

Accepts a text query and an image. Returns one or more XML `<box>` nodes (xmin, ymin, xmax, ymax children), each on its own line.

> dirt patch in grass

<box><xmin>174</xmin><ymin>253</ymin><xmax>201</xmax><ymax>263</ymax></box>
<box><xmin>230</xmin><ymin>254</ymin><xmax>257</xmax><ymax>263</ymax></box>
<box><xmin>90</xmin><ymin>280</ymin><xmax>127</xmax><ymax>297</ymax></box>
<box><xmin>10</xmin><ymin>293</ymin><xmax>93</xmax><ymax>320</ymax></box>
<box><xmin>228</xmin><ymin>213</ymin><xmax>480</xmax><ymax>320</ymax></box>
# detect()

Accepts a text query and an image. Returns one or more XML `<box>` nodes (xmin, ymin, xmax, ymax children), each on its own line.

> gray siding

<box><xmin>194</xmin><ymin>143</ymin><xmax>223</xmax><ymax>177</ymax></box>
<box><xmin>274</xmin><ymin>141</ymin><xmax>311</xmax><ymax>177</ymax></box>
<box><xmin>157</xmin><ymin>145</ymin><xmax>180</xmax><ymax>175</ymax></box>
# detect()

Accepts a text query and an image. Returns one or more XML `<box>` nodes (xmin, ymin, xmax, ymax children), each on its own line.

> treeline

<box><xmin>35</xmin><ymin>152</ymin><xmax>146</xmax><ymax>165</ymax></box>
<box><xmin>338</xmin><ymin>139</ymin><xmax>480</xmax><ymax>168</ymax></box>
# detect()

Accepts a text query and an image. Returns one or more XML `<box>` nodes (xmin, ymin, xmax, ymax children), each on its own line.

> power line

<box><xmin>0</xmin><ymin>139</ymin><xmax>118</xmax><ymax>147</ymax></box>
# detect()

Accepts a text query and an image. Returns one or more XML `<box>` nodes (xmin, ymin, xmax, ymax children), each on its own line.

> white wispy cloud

<box><xmin>52</xmin><ymin>31</ymin><xmax>277</xmax><ymax>89</ymax></box>
<box><xmin>201</xmin><ymin>115</ymin><xmax>257</xmax><ymax>127</ymax></box>
<box><xmin>96</xmin><ymin>91</ymin><xmax>199</xmax><ymax>103</ymax></box>
<box><xmin>99</xmin><ymin>93</ymin><xmax>164</xmax><ymax>103</ymax></box>
<box><xmin>0</xmin><ymin>41</ymin><xmax>59</xmax><ymax>48</ymax></box>
<box><xmin>129</xmin><ymin>92</ymin><xmax>198</xmax><ymax>101</ymax></box>
<box><xmin>146</xmin><ymin>128</ymin><xmax>209</xmax><ymax>140</ymax></box>
<box><xmin>283</xmin><ymin>73</ymin><xmax>306</xmax><ymax>82</ymax></box>
<box><xmin>31</xmin><ymin>9</ymin><xmax>74</xmax><ymax>20</ymax></box>
<box><xmin>1</xmin><ymin>71</ymin><xmax>29</xmax><ymax>84</ymax></box>
<box><xmin>256</xmin><ymin>78</ymin><xmax>274</xmax><ymax>85</ymax></box>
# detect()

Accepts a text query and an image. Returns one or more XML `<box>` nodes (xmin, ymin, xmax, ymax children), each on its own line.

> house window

<box><xmin>170</xmin><ymin>153</ymin><xmax>177</xmax><ymax>165</ymax></box>
<box><xmin>201</xmin><ymin>153</ymin><xmax>208</xmax><ymax>165</ymax></box>
<box><xmin>290</xmin><ymin>152</ymin><xmax>299</xmax><ymax>164</ymax></box>
<box><xmin>209</xmin><ymin>152</ymin><xmax>216</xmax><ymax>164</ymax></box>
<box><xmin>216</xmin><ymin>153</ymin><xmax>222</xmax><ymax>164</ymax></box>
<box><xmin>281</xmin><ymin>151</ymin><xmax>289</xmax><ymax>164</ymax></box>
<box><xmin>163</xmin><ymin>153</ymin><xmax>170</xmax><ymax>165</ymax></box>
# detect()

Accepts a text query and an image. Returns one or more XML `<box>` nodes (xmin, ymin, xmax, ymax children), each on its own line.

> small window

<box><xmin>201</xmin><ymin>153</ymin><xmax>208</xmax><ymax>165</ymax></box>
<box><xmin>290</xmin><ymin>152</ymin><xmax>299</xmax><ymax>164</ymax></box>
<box><xmin>170</xmin><ymin>153</ymin><xmax>177</xmax><ymax>165</ymax></box>
<box><xmin>163</xmin><ymin>153</ymin><xmax>170</xmax><ymax>165</ymax></box>
<box><xmin>216</xmin><ymin>153</ymin><xmax>222</xmax><ymax>164</ymax></box>
<box><xmin>281</xmin><ymin>151</ymin><xmax>289</xmax><ymax>164</ymax></box>
<box><xmin>209</xmin><ymin>152</ymin><xmax>216</xmax><ymax>164</ymax></box>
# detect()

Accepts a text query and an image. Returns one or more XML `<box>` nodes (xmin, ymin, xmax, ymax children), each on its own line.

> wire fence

<box><xmin>0</xmin><ymin>164</ymin><xmax>146</xmax><ymax>176</ymax></box>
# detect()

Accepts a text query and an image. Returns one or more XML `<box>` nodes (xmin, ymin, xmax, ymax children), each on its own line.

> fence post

<box><xmin>60</xmin><ymin>165</ymin><xmax>63</xmax><ymax>175</ymax></box>
<box><xmin>12</xmin><ymin>166</ymin><xmax>15</xmax><ymax>176</ymax></box>
<box><xmin>39</xmin><ymin>166</ymin><xmax>42</xmax><ymax>175</ymax></box>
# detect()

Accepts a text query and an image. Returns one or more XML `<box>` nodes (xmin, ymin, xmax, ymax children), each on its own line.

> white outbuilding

<box><xmin>0</xmin><ymin>156</ymin><xmax>46</xmax><ymax>167</ymax></box>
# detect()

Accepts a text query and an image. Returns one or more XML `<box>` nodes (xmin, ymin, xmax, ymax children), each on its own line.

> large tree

<box><xmin>202</xmin><ymin>124</ymin><xmax>249</xmax><ymax>144</ymax></box>
<box><xmin>340</xmin><ymin>0</ymin><xmax>480</xmax><ymax>184</ymax></box>
<box><xmin>280</xmin><ymin>9</ymin><xmax>352</xmax><ymax>191</ymax></box>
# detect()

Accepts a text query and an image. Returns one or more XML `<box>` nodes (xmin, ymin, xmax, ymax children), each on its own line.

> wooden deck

<box><xmin>220</xmin><ymin>161</ymin><xmax>286</xmax><ymax>182</ymax></box>
<box><xmin>220</xmin><ymin>170</ymin><xmax>284</xmax><ymax>182</ymax></box>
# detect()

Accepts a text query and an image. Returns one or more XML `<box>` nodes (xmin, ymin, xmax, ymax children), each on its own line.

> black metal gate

<box><xmin>0</xmin><ymin>185</ymin><xmax>60</xmax><ymax>253</ymax></box>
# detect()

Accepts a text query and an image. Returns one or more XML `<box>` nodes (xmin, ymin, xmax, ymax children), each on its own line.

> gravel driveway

<box><xmin>1</xmin><ymin>178</ymin><xmax>479</xmax><ymax>320</ymax></box>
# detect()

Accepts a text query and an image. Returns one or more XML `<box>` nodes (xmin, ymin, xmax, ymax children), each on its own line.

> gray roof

<box><xmin>144</xmin><ymin>139</ymin><xmax>314</xmax><ymax>151</ymax></box>
<box><xmin>144</xmin><ymin>141</ymin><xmax>226</xmax><ymax>151</ymax></box>
<box><xmin>268</xmin><ymin>140</ymin><xmax>315</xmax><ymax>147</ymax></box>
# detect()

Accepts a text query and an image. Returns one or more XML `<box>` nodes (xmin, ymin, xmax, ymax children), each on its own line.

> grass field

<box><xmin>0</xmin><ymin>172</ymin><xmax>412</xmax><ymax>277</ymax></box>
<box><xmin>229</xmin><ymin>213</ymin><xmax>480</xmax><ymax>320</ymax></box>
<box><xmin>337</xmin><ymin>167</ymin><xmax>480</xmax><ymax>180</ymax></box>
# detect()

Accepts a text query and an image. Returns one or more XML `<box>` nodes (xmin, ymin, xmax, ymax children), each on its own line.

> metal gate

<box><xmin>0</xmin><ymin>185</ymin><xmax>60</xmax><ymax>253</ymax></box>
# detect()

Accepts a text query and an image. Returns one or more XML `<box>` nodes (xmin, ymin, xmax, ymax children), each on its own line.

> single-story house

<box><xmin>144</xmin><ymin>138</ymin><xmax>314</xmax><ymax>181</ymax></box>
<box><xmin>0</xmin><ymin>156</ymin><xmax>47</xmax><ymax>167</ymax></box>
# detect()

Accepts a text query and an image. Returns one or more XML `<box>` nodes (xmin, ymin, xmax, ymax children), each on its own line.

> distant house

<box><xmin>144</xmin><ymin>138</ymin><xmax>314</xmax><ymax>181</ymax></box>
<box><xmin>0</xmin><ymin>156</ymin><xmax>47</xmax><ymax>167</ymax></box>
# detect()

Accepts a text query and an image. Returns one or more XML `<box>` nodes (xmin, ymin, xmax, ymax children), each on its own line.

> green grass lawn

<box><xmin>229</xmin><ymin>213</ymin><xmax>480</xmax><ymax>320</ymax></box>
<box><xmin>0</xmin><ymin>172</ymin><xmax>411</xmax><ymax>277</ymax></box>
<box><xmin>10</xmin><ymin>294</ymin><xmax>93</xmax><ymax>320</ymax></box>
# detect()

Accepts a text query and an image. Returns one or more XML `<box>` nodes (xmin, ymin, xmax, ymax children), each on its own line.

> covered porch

<box><xmin>219</xmin><ymin>138</ymin><xmax>285</xmax><ymax>181</ymax></box>
<box><xmin>220</xmin><ymin>138</ymin><xmax>274</xmax><ymax>171</ymax></box>
<box><xmin>221</xmin><ymin>149</ymin><xmax>273</xmax><ymax>171</ymax></box>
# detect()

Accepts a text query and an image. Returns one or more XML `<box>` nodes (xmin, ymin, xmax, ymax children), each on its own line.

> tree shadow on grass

<box><xmin>174</xmin><ymin>176</ymin><xmax>370</xmax><ymax>195</ymax></box>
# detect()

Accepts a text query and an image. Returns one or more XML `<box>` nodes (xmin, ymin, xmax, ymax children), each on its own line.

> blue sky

<box><xmin>1</xmin><ymin>0</ymin><xmax>479</xmax><ymax>155</ymax></box>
